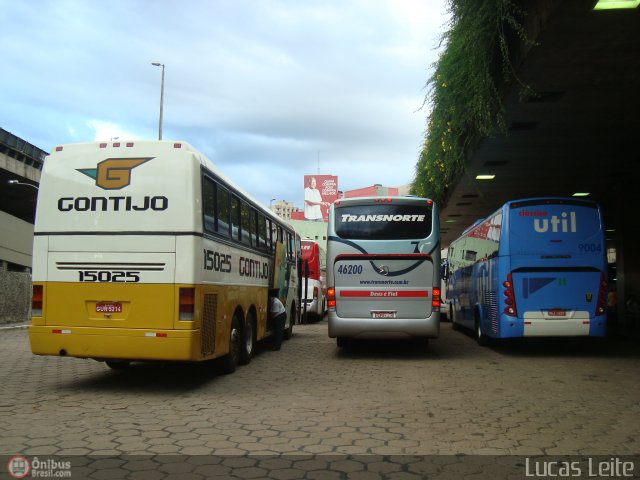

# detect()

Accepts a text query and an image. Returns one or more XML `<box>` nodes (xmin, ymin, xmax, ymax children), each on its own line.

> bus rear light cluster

<box><xmin>432</xmin><ymin>287</ymin><xmax>441</xmax><ymax>310</ymax></box>
<box><xmin>503</xmin><ymin>274</ymin><xmax>517</xmax><ymax>317</ymax></box>
<box><xmin>327</xmin><ymin>287</ymin><xmax>336</xmax><ymax>308</ymax></box>
<box><xmin>32</xmin><ymin>285</ymin><xmax>43</xmax><ymax>317</ymax></box>
<box><xmin>313</xmin><ymin>286</ymin><xmax>319</xmax><ymax>299</ymax></box>
<box><xmin>596</xmin><ymin>272</ymin><xmax>607</xmax><ymax>316</ymax></box>
<box><xmin>179</xmin><ymin>287</ymin><xmax>195</xmax><ymax>321</ymax></box>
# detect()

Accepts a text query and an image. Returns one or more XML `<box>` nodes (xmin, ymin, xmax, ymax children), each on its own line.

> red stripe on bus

<box><xmin>339</xmin><ymin>290</ymin><xmax>429</xmax><ymax>298</ymax></box>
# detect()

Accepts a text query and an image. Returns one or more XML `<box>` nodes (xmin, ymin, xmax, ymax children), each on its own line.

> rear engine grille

<box><xmin>201</xmin><ymin>294</ymin><xmax>218</xmax><ymax>356</ymax></box>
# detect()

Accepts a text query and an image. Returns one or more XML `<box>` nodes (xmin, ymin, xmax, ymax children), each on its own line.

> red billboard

<box><xmin>304</xmin><ymin>175</ymin><xmax>338</xmax><ymax>222</ymax></box>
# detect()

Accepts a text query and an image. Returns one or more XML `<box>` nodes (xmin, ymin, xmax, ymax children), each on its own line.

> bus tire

<box><xmin>284</xmin><ymin>305</ymin><xmax>295</xmax><ymax>340</ymax></box>
<box><xmin>105</xmin><ymin>360</ymin><xmax>130</xmax><ymax>370</ymax></box>
<box><xmin>221</xmin><ymin>317</ymin><xmax>241</xmax><ymax>374</ymax></box>
<box><xmin>451</xmin><ymin>305</ymin><xmax>460</xmax><ymax>331</ymax></box>
<box><xmin>239</xmin><ymin>311</ymin><xmax>255</xmax><ymax>365</ymax></box>
<box><xmin>475</xmin><ymin>315</ymin><xmax>489</xmax><ymax>346</ymax></box>
<box><xmin>411</xmin><ymin>337</ymin><xmax>429</xmax><ymax>349</ymax></box>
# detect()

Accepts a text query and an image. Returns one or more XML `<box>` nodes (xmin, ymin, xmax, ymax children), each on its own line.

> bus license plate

<box><xmin>547</xmin><ymin>309</ymin><xmax>566</xmax><ymax>317</ymax></box>
<box><xmin>372</xmin><ymin>311</ymin><xmax>396</xmax><ymax>319</ymax></box>
<box><xmin>96</xmin><ymin>303</ymin><xmax>122</xmax><ymax>313</ymax></box>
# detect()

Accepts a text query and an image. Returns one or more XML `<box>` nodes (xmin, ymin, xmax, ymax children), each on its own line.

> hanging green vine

<box><xmin>411</xmin><ymin>0</ymin><xmax>534</xmax><ymax>206</ymax></box>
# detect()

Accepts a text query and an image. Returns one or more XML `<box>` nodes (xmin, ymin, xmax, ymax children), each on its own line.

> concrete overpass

<box><xmin>438</xmin><ymin>0</ymin><xmax>640</xmax><ymax>329</ymax></box>
<box><xmin>0</xmin><ymin>128</ymin><xmax>45</xmax><ymax>323</ymax></box>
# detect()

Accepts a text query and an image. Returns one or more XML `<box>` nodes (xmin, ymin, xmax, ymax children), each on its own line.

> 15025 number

<box><xmin>204</xmin><ymin>249</ymin><xmax>232</xmax><ymax>272</ymax></box>
<box><xmin>78</xmin><ymin>271</ymin><xmax>141</xmax><ymax>283</ymax></box>
<box><xmin>337</xmin><ymin>264</ymin><xmax>363</xmax><ymax>275</ymax></box>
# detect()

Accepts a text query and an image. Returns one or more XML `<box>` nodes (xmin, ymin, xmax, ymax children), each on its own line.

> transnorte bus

<box><xmin>29</xmin><ymin>140</ymin><xmax>300</xmax><ymax>372</ymax></box>
<box><xmin>300</xmin><ymin>239</ymin><xmax>327</xmax><ymax>322</ymax></box>
<box><xmin>445</xmin><ymin>197</ymin><xmax>607</xmax><ymax>344</ymax></box>
<box><xmin>326</xmin><ymin>196</ymin><xmax>441</xmax><ymax>347</ymax></box>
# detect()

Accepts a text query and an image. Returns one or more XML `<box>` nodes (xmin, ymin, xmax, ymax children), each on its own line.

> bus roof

<box><xmin>334</xmin><ymin>195</ymin><xmax>435</xmax><ymax>206</ymax></box>
<box><xmin>48</xmin><ymin>140</ymin><xmax>292</xmax><ymax>231</ymax></box>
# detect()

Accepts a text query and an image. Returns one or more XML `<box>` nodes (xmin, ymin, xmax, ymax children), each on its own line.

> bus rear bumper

<box><xmin>519</xmin><ymin>312</ymin><xmax>607</xmax><ymax>337</ymax></box>
<box><xmin>29</xmin><ymin>325</ymin><xmax>201</xmax><ymax>361</ymax></box>
<box><xmin>328</xmin><ymin>312</ymin><xmax>439</xmax><ymax>339</ymax></box>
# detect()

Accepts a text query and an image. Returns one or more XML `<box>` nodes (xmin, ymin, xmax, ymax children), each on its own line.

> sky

<box><xmin>1</xmin><ymin>0</ymin><xmax>449</xmax><ymax>209</ymax></box>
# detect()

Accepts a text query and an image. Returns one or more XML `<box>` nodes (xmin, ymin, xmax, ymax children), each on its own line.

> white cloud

<box><xmin>0</xmin><ymin>0</ymin><xmax>449</xmax><ymax>208</ymax></box>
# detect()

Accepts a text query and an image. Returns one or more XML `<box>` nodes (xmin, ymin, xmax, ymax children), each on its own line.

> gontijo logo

<box><xmin>77</xmin><ymin>157</ymin><xmax>152</xmax><ymax>190</ymax></box>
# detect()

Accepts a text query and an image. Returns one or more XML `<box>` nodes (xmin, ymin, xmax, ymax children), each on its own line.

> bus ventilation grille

<box><xmin>488</xmin><ymin>291</ymin><xmax>499</xmax><ymax>335</ymax></box>
<box><xmin>202</xmin><ymin>294</ymin><xmax>218</xmax><ymax>356</ymax></box>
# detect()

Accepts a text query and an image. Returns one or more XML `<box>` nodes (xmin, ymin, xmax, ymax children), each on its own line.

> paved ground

<box><xmin>1</xmin><ymin>320</ymin><xmax>639</xmax><ymax>479</ymax></box>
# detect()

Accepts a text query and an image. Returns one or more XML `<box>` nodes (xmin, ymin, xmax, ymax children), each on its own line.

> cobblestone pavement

<box><xmin>1</xmin><ymin>320</ymin><xmax>639</xmax><ymax>479</ymax></box>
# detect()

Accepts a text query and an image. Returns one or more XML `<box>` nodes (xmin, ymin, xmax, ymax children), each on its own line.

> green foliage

<box><xmin>411</xmin><ymin>0</ymin><xmax>533</xmax><ymax>206</ymax></box>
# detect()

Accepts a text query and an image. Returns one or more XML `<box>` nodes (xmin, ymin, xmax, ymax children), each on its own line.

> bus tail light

<box><xmin>313</xmin><ymin>286</ymin><xmax>319</xmax><ymax>299</ymax></box>
<box><xmin>432</xmin><ymin>287</ymin><xmax>441</xmax><ymax>310</ymax></box>
<box><xmin>503</xmin><ymin>274</ymin><xmax>517</xmax><ymax>317</ymax></box>
<box><xmin>32</xmin><ymin>285</ymin><xmax>43</xmax><ymax>317</ymax></box>
<box><xmin>179</xmin><ymin>287</ymin><xmax>195</xmax><ymax>321</ymax></box>
<box><xmin>327</xmin><ymin>287</ymin><xmax>336</xmax><ymax>308</ymax></box>
<box><xmin>595</xmin><ymin>272</ymin><xmax>607</xmax><ymax>316</ymax></box>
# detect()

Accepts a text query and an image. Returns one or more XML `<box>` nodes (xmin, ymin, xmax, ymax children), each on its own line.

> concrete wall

<box><xmin>0</xmin><ymin>212</ymin><xmax>33</xmax><ymax>324</ymax></box>
<box><xmin>0</xmin><ymin>211</ymin><xmax>34</xmax><ymax>267</ymax></box>
<box><xmin>0</xmin><ymin>268</ymin><xmax>31</xmax><ymax>325</ymax></box>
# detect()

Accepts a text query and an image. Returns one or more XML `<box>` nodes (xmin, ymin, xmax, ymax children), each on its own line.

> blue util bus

<box><xmin>445</xmin><ymin>198</ymin><xmax>607</xmax><ymax>344</ymax></box>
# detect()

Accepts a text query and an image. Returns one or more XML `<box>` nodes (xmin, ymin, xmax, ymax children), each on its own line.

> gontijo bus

<box><xmin>29</xmin><ymin>140</ymin><xmax>300</xmax><ymax>372</ymax></box>
<box><xmin>445</xmin><ymin>197</ymin><xmax>607</xmax><ymax>344</ymax></box>
<box><xmin>326</xmin><ymin>196</ymin><xmax>441</xmax><ymax>347</ymax></box>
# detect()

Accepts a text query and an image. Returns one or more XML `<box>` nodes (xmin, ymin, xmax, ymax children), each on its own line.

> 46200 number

<box><xmin>337</xmin><ymin>264</ymin><xmax>363</xmax><ymax>275</ymax></box>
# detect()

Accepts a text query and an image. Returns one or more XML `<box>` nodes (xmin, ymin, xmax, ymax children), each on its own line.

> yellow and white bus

<box><xmin>29</xmin><ymin>140</ymin><xmax>300</xmax><ymax>372</ymax></box>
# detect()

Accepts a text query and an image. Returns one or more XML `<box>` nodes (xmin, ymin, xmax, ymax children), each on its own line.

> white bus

<box><xmin>326</xmin><ymin>196</ymin><xmax>441</xmax><ymax>347</ymax></box>
<box><xmin>29</xmin><ymin>140</ymin><xmax>300</xmax><ymax>372</ymax></box>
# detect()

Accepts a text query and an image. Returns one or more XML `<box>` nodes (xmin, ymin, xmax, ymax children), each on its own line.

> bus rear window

<box><xmin>335</xmin><ymin>204</ymin><xmax>432</xmax><ymax>240</ymax></box>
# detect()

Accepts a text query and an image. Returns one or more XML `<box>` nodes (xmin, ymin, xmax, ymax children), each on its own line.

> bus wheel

<box><xmin>475</xmin><ymin>317</ymin><xmax>489</xmax><ymax>346</ymax></box>
<box><xmin>105</xmin><ymin>360</ymin><xmax>130</xmax><ymax>370</ymax></box>
<box><xmin>284</xmin><ymin>306</ymin><xmax>295</xmax><ymax>340</ymax></box>
<box><xmin>240</xmin><ymin>312</ymin><xmax>255</xmax><ymax>365</ymax></box>
<box><xmin>221</xmin><ymin>317</ymin><xmax>241</xmax><ymax>374</ymax></box>
<box><xmin>451</xmin><ymin>306</ymin><xmax>460</xmax><ymax>331</ymax></box>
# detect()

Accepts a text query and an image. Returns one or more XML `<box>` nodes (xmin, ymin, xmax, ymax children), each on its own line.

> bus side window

<box><xmin>271</xmin><ymin>222</ymin><xmax>279</xmax><ymax>249</ymax></box>
<box><xmin>202</xmin><ymin>177</ymin><xmax>216</xmax><ymax>234</ymax></box>
<box><xmin>257</xmin><ymin>213</ymin><xmax>267</xmax><ymax>251</ymax></box>
<box><xmin>216</xmin><ymin>184</ymin><xmax>230</xmax><ymax>237</ymax></box>
<box><xmin>266</xmin><ymin>219</ymin><xmax>273</xmax><ymax>252</ymax></box>
<box><xmin>286</xmin><ymin>232</ymin><xmax>294</xmax><ymax>261</ymax></box>
<box><xmin>241</xmin><ymin>201</ymin><xmax>251</xmax><ymax>245</ymax></box>
<box><xmin>250</xmin><ymin>208</ymin><xmax>258</xmax><ymax>246</ymax></box>
<box><xmin>230</xmin><ymin>196</ymin><xmax>241</xmax><ymax>241</ymax></box>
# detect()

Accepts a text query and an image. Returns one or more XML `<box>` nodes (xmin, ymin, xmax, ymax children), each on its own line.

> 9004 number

<box><xmin>79</xmin><ymin>271</ymin><xmax>140</xmax><ymax>283</ymax></box>
<box><xmin>578</xmin><ymin>243</ymin><xmax>602</xmax><ymax>253</ymax></box>
<box><xmin>337</xmin><ymin>264</ymin><xmax>363</xmax><ymax>275</ymax></box>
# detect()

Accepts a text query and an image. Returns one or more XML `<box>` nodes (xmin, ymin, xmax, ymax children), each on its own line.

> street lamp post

<box><xmin>270</xmin><ymin>198</ymin><xmax>277</xmax><ymax>209</ymax></box>
<box><xmin>151</xmin><ymin>62</ymin><xmax>165</xmax><ymax>140</ymax></box>
<box><xmin>7</xmin><ymin>179</ymin><xmax>39</xmax><ymax>191</ymax></box>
